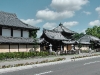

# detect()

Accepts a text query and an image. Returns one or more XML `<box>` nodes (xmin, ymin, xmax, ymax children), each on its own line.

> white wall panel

<box><xmin>13</xmin><ymin>29</ymin><xmax>21</xmax><ymax>37</ymax></box>
<box><xmin>2</xmin><ymin>28</ymin><xmax>11</xmax><ymax>37</ymax></box>
<box><xmin>23</xmin><ymin>30</ymin><xmax>29</xmax><ymax>38</ymax></box>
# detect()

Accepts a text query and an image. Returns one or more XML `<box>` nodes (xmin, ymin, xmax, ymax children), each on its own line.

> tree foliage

<box><xmin>29</xmin><ymin>30</ymin><xmax>39</xmax><ymax>51</ymax></box>
<box><xmin>72</xmin><ymin>33</ymin><xmax>85</xmax><ymax>40</ymax></box>
<box><xmin>85</xmin><ymin>26</ymin><xmax>100</xmax><ymax>38</ymax></box>
<box><xmin>33</xmin><ymin>38</ymin><xmax>39</xmax><ymax>51</ymax></box>
<box><xmin>29</xmin><ymin>30</ymin><xmax>37</xmax><ymax>38</ymax></box>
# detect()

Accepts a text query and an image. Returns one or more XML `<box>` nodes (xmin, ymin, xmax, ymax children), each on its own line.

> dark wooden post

<box><xmin>11</xmin><ymin>28</ymin><xmax>13</xmax><ymax>37</ymax></box>
<box><xmin>0</xmin><ymin>27</ymin><xmax>2</xmax><ymax>35</ymax></box>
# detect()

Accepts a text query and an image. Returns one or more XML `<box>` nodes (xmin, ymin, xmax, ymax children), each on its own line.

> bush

<box><xmin>0</xmin><ymin>51</ymin><xmax>49</xmax><ymax>60</ymax></box>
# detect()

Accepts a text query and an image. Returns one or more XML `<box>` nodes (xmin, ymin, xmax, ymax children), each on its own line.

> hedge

<box><xmin>0</xmin><ymin>51</ymin><xmax>50</xmax><ymax>60</ymax></box>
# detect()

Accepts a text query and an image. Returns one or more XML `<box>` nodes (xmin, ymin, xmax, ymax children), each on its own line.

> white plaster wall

<box><xmin>19</xmin><ymin>45</ymin><xmax>26</xmax><ymax>52</ymax></box>
<box><xmin>23</xmin><ymin>30</ymin><xmax>29</xmax><ymax>38</ymax></box>
<box><xmin>75</xmin><ymin>45</ymin><xmax>79</xmax><ymax>50</ymax></box>
<box><xmin>13</xmin><ymin>29</ymin><xmax>21</xmax><ymax>37</ymax></box>
<box><xmin>2</xmin><ymin>28</ymin><xmax>11</xmax><ymax>37</ymax></box>
<box><xmin>81</xmin><ymin>47</ymin><xmax>89</xmax><ymax>50</ymax></box>
<box><xmin>10</xmin><ymin>45</ymin><xmax>18</xmax><ymax>52</ymax></box>
<box><xmin>75</xmin><ymin>45</ymin><xmax>89</xmax><ymax>50</ymax></box>
<box><xmin>36</xmin><ymin>46</ymin><xmax>40</xmax><ymax>52</ymax></box>
<box><xmin>64</xmin><ymin>46</ymin><xmax>67</xmax><ymax>51</ymax></box>
<box><xmin>0</xmin><ymin>45</ymin><xmax>9</xmax><ymax>53</ymax></box>
<box><xmin>27</xmin><ymin>45</ymin><xmax>33</xmax><ymax>52</ymax></box>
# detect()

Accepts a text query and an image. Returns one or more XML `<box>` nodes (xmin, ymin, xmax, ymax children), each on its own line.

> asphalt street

<box><xmin>0</xmin><ymin>57</ymin><xmax>100</xmax><ymax>75</ymax></box>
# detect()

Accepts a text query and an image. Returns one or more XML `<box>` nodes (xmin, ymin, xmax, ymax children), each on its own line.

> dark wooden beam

<box><xmin>0</xmin><ymin>27</ymin><xmax>2</xmax><ymax>35</ymax></box>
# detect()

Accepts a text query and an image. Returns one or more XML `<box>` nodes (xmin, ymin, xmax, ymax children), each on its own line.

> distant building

<box><xmin>0</xmin><ymin>11</ymin><xmax>39</xmax><ymax>52</ymax></box>
<box><xmin>40</xmin><ymin>23</ymin><xmax>76</xmax><ymax>52</ymax></box>
<box><xmin>77</xmin><ymin>35</ymin><xmax>100</xmax><ymax>51</ymax></box>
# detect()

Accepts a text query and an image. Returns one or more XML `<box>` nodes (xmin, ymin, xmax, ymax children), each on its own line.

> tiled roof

<box><xmin>53</xmin><ymin>23</ymin><xmax>76</xmax><ymax>34</ymax></box>
<box><xmin>0</xmin><ymin>36</ymin><xmax>34</xmax><ymax>44</ymax></box>
<box><xmin>77</xmin><ymin>35</ymin><xmax>100</xmax><ymax>44</ymax></box>
<box><xmin>0</xmin><ymin>11</ymin><xmax>39</xmax><ymax>30</ymax></box>
<box><xmin>43</xmin><ymin>29</ymin><xmax>69</xmax><ymax>41</ymax></box>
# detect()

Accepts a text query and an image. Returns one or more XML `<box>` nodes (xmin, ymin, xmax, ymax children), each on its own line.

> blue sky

<box><xmin>0</xmin><ymin>0</ymin><xmax>100</xmax><ymax>37</ymax></box>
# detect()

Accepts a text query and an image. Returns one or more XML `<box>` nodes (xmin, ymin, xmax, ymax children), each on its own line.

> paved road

<box><xmin>0</xmin><ymin>57</ymin><xmax>100</xmax><ymax>75</ymax></box>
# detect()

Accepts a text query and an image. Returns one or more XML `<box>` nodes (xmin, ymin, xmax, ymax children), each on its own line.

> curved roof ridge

<box><xmin>53</xmin><ymin>23</ymin><xmax>76</xmax><ymax>34</ymax></box>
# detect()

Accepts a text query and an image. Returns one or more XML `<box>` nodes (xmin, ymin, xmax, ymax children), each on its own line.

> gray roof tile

<box><xmin>36</xmin><ymin>38</ymin><xmax>49</xmax><ymax>44</ymax></box>
<box><xmin>77</xmin><ymin>35</ymin><xmax>100</xmax><ymax>44</ymax></box>
<box><xmin>0</xmin><ymin>36</ymin><xmax>34</xmax><ymax>44</ymax></box>
<box><xmin>43</xmin><ymin>29</ymin><xmax>69</xmax><ymax>41</ymax></box>
<box><xmin>0</xmin><ymin>11</ymin><xmax>39</xmax><ymax>30</ymax></box>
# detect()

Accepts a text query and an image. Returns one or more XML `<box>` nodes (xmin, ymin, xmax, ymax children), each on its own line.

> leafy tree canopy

<box><xmin>29</xmin><ymin>30</ymin><xmax>37</xmax><ymax>38</ymax></box>
<box><xmin>85</xmin><ymin>26</ymin><xmax>100</xmax><ymax>38</ymax></box>
<box><xmin>29</xmin><ymin>30</ymin><xmax>39</xmax><ymax>51</ymax></box>
<box><xmin>72</xmin><ymin>33</ymin><xmax>85</xmax><ymax>40</ymax></box>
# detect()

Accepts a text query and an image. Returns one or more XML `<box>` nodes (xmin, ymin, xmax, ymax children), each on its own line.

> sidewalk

<box><xmin>0</xmin><ymin>52</ymin><xmax>100</xmax><ymax>67</ymax></box>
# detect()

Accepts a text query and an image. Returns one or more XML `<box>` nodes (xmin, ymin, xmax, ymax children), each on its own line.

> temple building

<box><xmin>77</xmin><ymin>35</ymin><xmax>100</xmax><ymax>51</ymax></box>
<box><xmin>40</xmin><ymin>23</ymin><xmax>76</xmax><ymax>52</ymax></box>
<box><xmin>0</xmin><ymin>11</ymin><xmax>39</xmax><ymax>52</ymax></box>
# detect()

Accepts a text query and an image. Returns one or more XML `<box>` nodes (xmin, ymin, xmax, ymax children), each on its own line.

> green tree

<box><xmin>90</xmin><ymin>40</ymin><xmax>96</xmax><ymax>50</ymax></box>
<box><xmin>29</xmin><ymin>30</ymin><xmax>37</xmax><ymax>38</ymax></box>
<box><xmin>33</xmin><ymin>38</ymin><xmax>39</xmax><ymax>51</ymax></box>
<box><xmin>29</xmin><ymin>30</ymin><xmax>39</xmax><ymax>52</ymax></box>
<box><xmin>85</xmin><ymin>26</ymin><xmax>100</xmax><ymax>38</ymax></box>
<box><xmin>72</xmin><ymin>33</ymin><xmax>85</xmax><ymax>40</ymax></box>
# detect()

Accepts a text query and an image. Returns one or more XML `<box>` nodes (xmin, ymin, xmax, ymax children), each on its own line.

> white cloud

<box><xmin>63</xmin><ymin>21</ymin><xmax>79</xmax><ymax>28</ymax></box>
<box><xmin>95</xmin><ymin>6</ymin><xmax>100</xmax><ymax>16</ymax></box>
<box><xmin>50</xmin><ymin>0</ymin><xmax>89</xmax><ymax>12</ymax></box>
<box><xmin>83</xmin><ymin>11</ymin><xmax>91</xmax><ymax>15</ymax></box>
<box><xmin>20</xmin><ymin>19</ymin><xmax>42</xmax><ymax>26</ymax></box>
<box><xmin>89</xmin><ymin>20</ymin><xmax>100</xmax><ymax>26</ymax></box>
<box><xmin>37</xmin><ymin>30</ymin><xmax>42</xmax><ymax>38</ymax></box>
<box><xmin>36</xmin><ymin>8</ymin><xmax>74</xmax><ymax>20</ymax></box>
<box><xmin>43</xmin><ymin>22</ymin><xmax>57</xmax><ymax>29</ymax></box>
<box><xmin>36</xmin><ymin>0</ymin><xmax>89</xmax><ymax>21</ymax></box>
